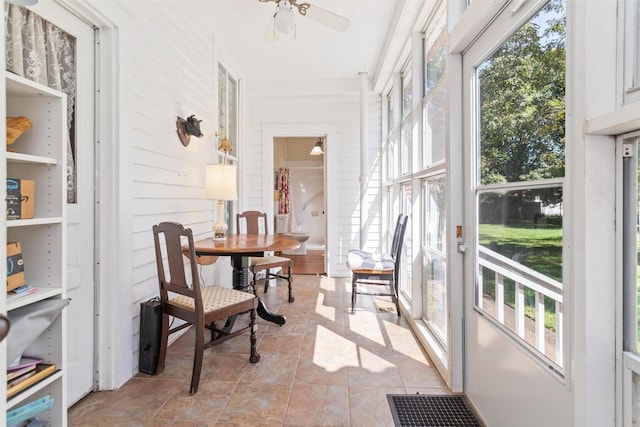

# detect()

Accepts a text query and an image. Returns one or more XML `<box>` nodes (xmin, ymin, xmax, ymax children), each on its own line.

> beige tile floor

<box><xmin>68</xmin><ymin>274</ymin><xmax>451</xmax><ymax>426</ymax></box>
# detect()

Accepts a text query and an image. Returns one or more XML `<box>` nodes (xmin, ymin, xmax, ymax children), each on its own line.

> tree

<box><xmin>479</xmin><ymin>0</ymin><xmax>566</xmax><ymax>191</ymax></box>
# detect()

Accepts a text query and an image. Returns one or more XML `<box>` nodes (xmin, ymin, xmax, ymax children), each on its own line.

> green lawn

<box><xmin>479</xmin><ymin>222</ymin><xmax>563</xmax><ymax>331</ymax></box>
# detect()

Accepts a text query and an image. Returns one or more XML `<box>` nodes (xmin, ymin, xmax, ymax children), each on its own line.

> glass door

<box><xmin>462</xmin><ymin>1</ymin><xmax>572</xmax><ymax>423</ymax></box>
<box><xmin>622</xmin><ymin>133</ymin><xmax>640</xmax><ymax>425</ymax></box>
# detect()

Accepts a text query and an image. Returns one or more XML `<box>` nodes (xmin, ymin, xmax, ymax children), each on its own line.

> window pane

<box><xmin>401</xmin><ymin>69</ymin><xmax>412</xmax><ymax>175</ymax></box>
<box><xmin>424</xmin><ymin>85</ymin><xmax>446</xmax><ymax>165</ymax></box>
<box><xmin>387</xmin><ymin>186</ymin><xmax>393</xmax><ymax>233</ymax></box>
<box><xmin>635</xmin><ymin>0</ymin><xmax>640</xmax><ymax>86</ymax></box>
<box><xmin>218</xmin><ymin>63</ymin><xmax>228</xmax><ymax>139</ymax></box>
<box><xmin>424</xmin><ymin>176</ymin><xmax>446</xmax><ymax>253</ymax></box>
<box><xmin>633</xmin><ymin>371</ymin><xmax>640</xmax><ymax>424</ymax></box>
<box><xmin>477</xmin><ymin>186</ymin><xmax>563</xmax><ymax>364</ymax></box>
<box><xmin>227</xmin><ymin>75</ymin><xmax>238</xmax><ymax>155</ymax></box>
<box><xmin>479</xmin><ymin>187</ymin><xmax>563</xmax><ymax>281</ymax></box>
<box><xmin>400</xmin><ymin>183</ymin><xmax>413</xmax><ymax>300</ymax></box>
<box><xmin>402</xmin><ymin>71</ymin><xmax>412</xmax><ymax>120</ymax></box>
<box><xmin>423</xmin><ymin>17</ymin><xmax>447</xmax><ymax>167</ymax></box>
<box><xmin>636</xmin><ymin>142</ymin><xmax>640</xmax><ymax>351</ymax></box>
<box><xmin>387</xmin><ymin>93</ymin><xmax>394</xmax><ymax>179</ymax></box>
<box><xmin>422</xmin><ymin>176</ymin><xmax>447</xmax><ymax>343</ymax></box>
<box><xmin>477</xmin><ymin>3</ymin><xmax>566</xmax><ymax>185</ymax></box>
<box><xmin>426</xmin><ymin>43</ymin><xmax>446</xmax><ymax>94</ymax></box>
<box><xmin>471</xmin><ymin>0</ymin><xmax>567</xmax><ymax>368</ymax></box>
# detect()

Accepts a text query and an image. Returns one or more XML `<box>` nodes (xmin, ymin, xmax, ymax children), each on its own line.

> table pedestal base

<box><xmin>231</xmin><ymin>255</ymin><xmax>286</xmax><ymax>326</ymax></box>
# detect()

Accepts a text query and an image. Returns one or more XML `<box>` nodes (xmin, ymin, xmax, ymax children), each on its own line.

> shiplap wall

<box><xmin>244</xmin><ymin>90</ymin><xmax>383</xmax><ymax>277</ymax></box>
<box><xmin>90</xmin><ymin>2</ymin><xmax>229</xmax><ymax>377</ymax></box>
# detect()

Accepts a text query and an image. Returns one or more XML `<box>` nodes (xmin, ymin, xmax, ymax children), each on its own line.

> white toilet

<box><xmin>282</xmin><ymin>231</ymin><xmax>309</xmax><ymax>255</ymax></box>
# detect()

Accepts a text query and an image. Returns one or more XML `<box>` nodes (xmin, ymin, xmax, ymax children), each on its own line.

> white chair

<box><xmin>347</xmin><ymin>215</ymin><xmax>408</xmax><ymax>316</ymax></box>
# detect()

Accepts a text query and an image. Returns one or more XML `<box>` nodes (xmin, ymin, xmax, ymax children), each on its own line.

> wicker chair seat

<box><xmin>251</xmin><ymin>255</ymin><xmax>291</xmax><ymax>267</ymax></box>
<box><xmin>171</xmin><ymin>285</ymin><xmax>256</xmax><ymax>312</ymax></box>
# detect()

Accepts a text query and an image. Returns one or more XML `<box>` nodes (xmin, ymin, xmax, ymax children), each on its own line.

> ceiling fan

<box><xmin>259</xmin><ymin>0</ymin><xmax>350</xmax><ymax>41</ymax></box>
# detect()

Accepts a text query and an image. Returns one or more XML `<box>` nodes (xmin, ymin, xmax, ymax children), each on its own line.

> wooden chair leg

<box><xmin>190</xmin><ymin>322</ymin><xmax>205</xmax><ymax>395</ymax></box>
<box><xmin>351</xmin><ymin>274</ymin><xmax>357</xmax><ymax>313</ymax></box>
<box><xmin>287</xmin><ymin>263</ymin><xmax>294</xmax><ymax>303</ymax></box>
<box><xmin>156</xmin><ymin>313</ymin><xmax>170</xmax><ymax>374</ymax></box>
<box><xmin>209</xmin><ymin>321</ymin><xmax>218</xmax><ymax>342</ymax></box>
<box><xmin>263</xmin><ymin>269</ymin><xmax>270</xmax><ymax>294</ymax></box>
<box><xmin>391</xmin><ymin>277</ymin><xmax>400</xmax><ymax>317</ymax></box>
<box><xmin>249</xmin><ymin>308</ymin><xmax>261</xmax><ymax>363</ymax></box>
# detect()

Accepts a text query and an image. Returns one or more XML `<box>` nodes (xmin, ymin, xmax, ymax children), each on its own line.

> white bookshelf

<box><xmin>3</xmin><ymin>72</ymin><xmax>67</xmax><ymax>426</ymax></box>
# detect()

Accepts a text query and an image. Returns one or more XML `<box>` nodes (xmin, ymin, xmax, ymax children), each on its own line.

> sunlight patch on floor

<box><xmin>312</xmin><ymin>324</ymin><xmax>359</xmax><ymax>372</ymax></box>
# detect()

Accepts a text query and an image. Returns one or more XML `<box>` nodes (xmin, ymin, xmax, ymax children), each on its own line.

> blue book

<box><xmin>11</xmin><ymin>284</ymin><xmax>32</xmax><ymax>294</ymax></box>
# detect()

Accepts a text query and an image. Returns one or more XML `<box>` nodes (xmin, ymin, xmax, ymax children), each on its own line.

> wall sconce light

<box><xmin>309</xmin><ymin>139</ymin><xmax>324</xmax><ymax>156</ymax></box>
<box><xmin>176</xmin><ymin>115</ymin><xmax>203</xmax><ymax>147</ymax></box>
<box><xmin>205</xmin><ymin>135</ymin><xmax>237</xmax><ymax>240</ymax></box>
<box><xmin>215</xmin><ymin>132</ymin><xmax>232</xmax><ymax>154</ymax></box>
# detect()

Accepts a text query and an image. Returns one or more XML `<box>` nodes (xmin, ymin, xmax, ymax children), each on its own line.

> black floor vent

<box><xmin>387</xmin><ymin>394</ymin><xmax>484</xmax><ymax>427</ymax></box>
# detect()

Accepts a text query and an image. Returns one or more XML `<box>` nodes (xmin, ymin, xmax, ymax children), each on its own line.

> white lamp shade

<box><xmin>205</xmin><ymin>164</ymin><xmax>238</xmax><ymax>201</ymax></box>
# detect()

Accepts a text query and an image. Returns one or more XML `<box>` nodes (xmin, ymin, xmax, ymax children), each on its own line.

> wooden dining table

<box><xmin>192</xmin><ymin>234</ymin><xmax>300</xmax><ymax>326</ymax></box>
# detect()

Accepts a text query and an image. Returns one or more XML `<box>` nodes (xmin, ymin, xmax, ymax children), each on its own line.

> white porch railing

<box><xmin>477</xmin><ymin>245</ymin><xmax>564</xmax><ymax>366</ymax></box>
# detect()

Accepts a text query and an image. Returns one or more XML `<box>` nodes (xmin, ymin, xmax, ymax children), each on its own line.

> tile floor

<box><xmin>67</xmin><ymin>274</ymin><xmax>451</xmax><ymax>426</ymax></box>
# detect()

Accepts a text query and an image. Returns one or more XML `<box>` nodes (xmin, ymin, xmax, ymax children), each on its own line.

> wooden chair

<box><xmin>347</xmin><ymin>215</ymin><xmax>408</xmax><ymax>316</ymax></box>
<box><xmin>237</xmin><ymin>211</ymin><xmax>295</xmax><ymax>303</ymax></box>
<box><xmin>152</xmin><ymin>221</ymin><xmax>260</xmax><ymax>395</ymax></box>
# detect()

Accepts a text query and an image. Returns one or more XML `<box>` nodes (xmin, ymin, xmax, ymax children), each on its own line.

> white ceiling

<box><xmin>201</xmin><ymin>0</ymin><xmax>431</xmax><ymax>89</ymax></box>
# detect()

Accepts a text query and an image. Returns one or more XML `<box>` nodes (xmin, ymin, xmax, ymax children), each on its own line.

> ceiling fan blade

<box><xmin>264</xmin><ymin>15</ymin><xmax>280</xmax><ymax>42</ymax></box>
<box><xmin>304</xmin><ymin>4</ymin><xmax>350</xmax><ymax>32</ymax></box>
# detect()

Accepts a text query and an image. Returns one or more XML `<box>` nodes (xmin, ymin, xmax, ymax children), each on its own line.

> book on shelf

<box><xmin>6</xmin><ymin>363</ymin><xmax>37</xmax><ymax>381</ymax></box>
<box><xmin>7</xmin><ymin>368</ymin><xmax>37</xmax><ymax>388</ymax></box>
<box><xmin>7</xmin><ymin>286</ymin><xmax>38</xmax><ymax>302</ymax></box>
<box><xmin>7</xmin><ymin>363</ymin><xmax>57</xmax><ymax>399</ymax></box>
<box><xmin>7</xmin><ymin>355</ymin><xmax>43</xmax><ymax>371</ymax></box>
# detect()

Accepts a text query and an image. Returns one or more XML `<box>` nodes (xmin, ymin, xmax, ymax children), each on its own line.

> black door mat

<box><xmin>387</xmin><ymin>394</ymin><xmax>484</xmax><ymax>427</ymax></box>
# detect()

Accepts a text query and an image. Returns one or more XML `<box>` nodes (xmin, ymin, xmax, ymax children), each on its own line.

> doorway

<box><xmin>16</xmin><ymin>1</ymin><xmax>97</xmax><ymax>405</ymax></box>
<box><xmin>273</xmin><ymin>137</ymin><xmax>325</xmax><ymax>275</ymax></box>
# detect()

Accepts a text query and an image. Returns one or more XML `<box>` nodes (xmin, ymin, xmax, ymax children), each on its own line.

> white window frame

<box><xmin>218</xmin><ymin>63</ymin><xmax>239</xmax><ymax>161</ymax></box>
<box><xmin>218</xmin><ymin>63</ymin><xmax>239</xmax><ymax>230</ymax></box>
<box><xmin>622</xmin><ymin>0</ymin><xmax>640</xmax><ymax>103</ymax></box>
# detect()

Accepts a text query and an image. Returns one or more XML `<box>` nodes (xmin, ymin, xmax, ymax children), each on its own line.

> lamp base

<box><xmin>213</xmin><ymin>221</ymin><xmax>228</xmax><ymax>240</ymax></box>
<box><xmin>212</xmin><ymin>200</ymin><xmax>229</xmax><ymax>240</ymax></box>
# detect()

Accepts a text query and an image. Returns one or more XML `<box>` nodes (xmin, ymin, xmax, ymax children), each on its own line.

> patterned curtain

<box><xmin>5</xmin><ymin>5</ymin><xmax>77</xmax><ymax>203</ymax></box>
<box><xmin>278</xmin><ymin>168</ymin><xmax>289</xmax><ymax>214</ymax></box>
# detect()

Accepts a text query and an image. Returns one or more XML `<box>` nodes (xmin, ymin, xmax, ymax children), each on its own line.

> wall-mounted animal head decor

<box><xmin>176</xmin><ymin>115</ymin><xmax>204</xmax><ymax>147</ymax></box>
